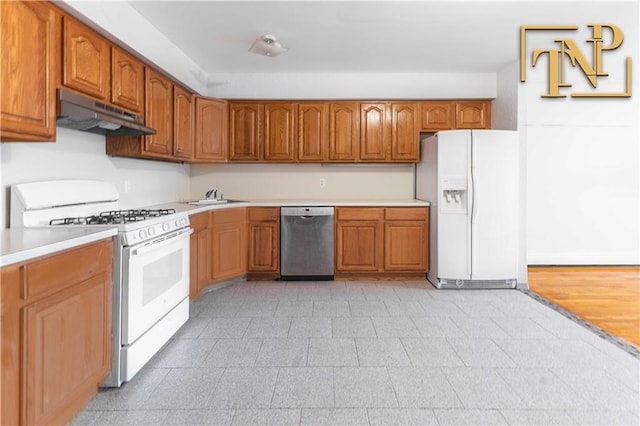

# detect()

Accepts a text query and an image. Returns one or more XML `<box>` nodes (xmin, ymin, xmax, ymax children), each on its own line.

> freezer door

<box><xmin>437</xmin><ymin>130</ymin><xmax>472</xmax><ymax>280</ymax></box>
<box><xmin>470</xmin><ymin>130</ymin><xmax>519</xmax><ymax>280</ymax></box>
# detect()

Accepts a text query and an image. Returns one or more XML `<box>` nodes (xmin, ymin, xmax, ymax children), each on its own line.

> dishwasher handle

<box><xmin>281</xmin><ymin>206</ymin><xmax>334</xmax><ymax>217</ymax></box>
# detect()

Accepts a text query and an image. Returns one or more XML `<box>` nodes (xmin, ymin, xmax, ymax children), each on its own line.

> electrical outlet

<box><xmin>124</xmin><ymin>180</ymin><xmax>132</xmax><ymax>193</ymax></box>
<box><xmin>319</xmin><ymin>178</ymin><xmax>326</xmax><ymax>188</ymax></box>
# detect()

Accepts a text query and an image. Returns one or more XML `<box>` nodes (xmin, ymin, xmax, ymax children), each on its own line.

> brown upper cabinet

<box><xmin>1</xmin><ymin>1</ymin><xmax>58</xmax><ymax>142</ymax></box>
<box><xmin>421</xmin><ymin>101</ymin><xmax>454</xmax><ymax>131</ymax></box>
<box><xmin>455</xmin><ymin>101</ymin><xmax>491</xmax><ymax>129</ymax></box>
<box><xmin>194</xmin><ymin>97</ymin><xmax>228</xmax><ymax>162</ymax></box>
<box><xmin>389</xmin><ymin>102</ymin><xmax>420</xmax><ymax>161</ymax></box>
<box><xmin>229</xmin><ymin>101</ymin><xmax>296</xmax><ymax>162</ymax></box>
<box><xmin>228</xmin><ymin>102</ymin><xmax>263</xmax><ymax>161</ymax></box>
<box><xmin>420</xmin><ymin>100</ymin><xmax>491</xmax><ymax>131</ymax></box>
<box><xmin>172</xmin><ymin>85</ymin><xmax>194</xmax><ymax>160</ymax></box>
<box><xmin>297</xmin><ymin>102</ymin><xmax>328</xmax><ymax>162</ymax></box>
<box><xmin>328</xmin><ymin>102</ymin><xmax>360</xmax><ymax>162</ymax></box>
<box><xmin>360</xmin><ymin>103</ymin><xmax>389</xmax><ymax>161</ymax></box>
<box><xmin>106</xmin><ymin>68</ymin><xmax>180</xmax><ymax>161</ymax></box>
<box><xmin>111</xmin><ymin>47</ymin><xmax>145</xmax><ymax>114</ymax></box>
<box><xmin>143</xmin><ymin>68</ymin><xmax>174</xmax><ymax>157</ymax></box>
<box><xmin>228</xmin><ymin>100</ymin><xmax>423</xmax><ymax>163</ymax></box>
<box><xmin>264</xmin><ymin>103</ymin><xmax>296</xmax><ymax>162</ymax></box>
<box><xmin>62</xmin><ymin>16</ymin><xmax>110</xmax><ymax>101</ymax></box>
<box><xmin>359</xmin><ymin>102</ymin><xmax>420</xmax><ymax>162</ymax></box>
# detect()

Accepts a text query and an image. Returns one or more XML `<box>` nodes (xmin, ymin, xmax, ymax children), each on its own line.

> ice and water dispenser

<box><xmin>440</xmin><ymin>177</ymin><xmax>467</xmax><ymax>213</ymax></box>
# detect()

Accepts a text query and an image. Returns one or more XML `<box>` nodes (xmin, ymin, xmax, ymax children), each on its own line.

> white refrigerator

<box><xmin>416</xmin><ymin>130</ymin><xmax>519</xmax><ymax>289</ymax></box>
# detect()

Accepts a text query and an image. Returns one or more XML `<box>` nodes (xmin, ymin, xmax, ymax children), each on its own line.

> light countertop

<box><xmin>149</xmin><ymin>199</ymin><xmax>430</xmax><ymax>215</ymax></box>
<box><xmin>0</xmin><ymin>228</ymin><xmax>117</xmax><ymax>268</ymax></box>
<box><xmin>1</xmin><ymin>199</ymin><xmax>429</xmax><ymax>267</ymax></box>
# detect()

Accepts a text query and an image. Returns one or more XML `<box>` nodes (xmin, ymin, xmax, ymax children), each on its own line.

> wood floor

<box><xmin>528</xmin><ymin>266</ymin><xmax>640</xmax><ymax>349</ymax></box>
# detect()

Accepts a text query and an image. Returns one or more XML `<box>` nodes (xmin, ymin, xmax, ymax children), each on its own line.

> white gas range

<box><xmin>10</xmin><ymin>180</ymin><xmax>192</xmax><ymax>387</ymax></box>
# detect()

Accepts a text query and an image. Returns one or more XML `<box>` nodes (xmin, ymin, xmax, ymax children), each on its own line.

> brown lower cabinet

<box><xmin>247</xmin><ymin>207</ymin><xmax>280</xmax><ymax>279</ymax></box>
<box><xmin>1</xmin><ymin>239</ymin><xmax>113</xmax><ymax>426</ymax></box>
<box><xmin>189</xmin><ymin>205</ymin><xmax>428</xmax><ymax>297</ymax></box>
<box><xmin>211</xmin><ymin>208</ymin><xmax>247</xmax><ymax>282</ymax></box>
<box><xmin>189</xmin><ymin>208</ymin><xmax>247</xmax><ymax>300</ymax></box>
<box><xmin>335</xmin><ymin>207</ymin><xmax>429</xmax><ymax>278</ymax></box>
<box><xmin>189</xmin><ymin>212</ymin><xmax>211</xmax><ymax>299</ymax></box>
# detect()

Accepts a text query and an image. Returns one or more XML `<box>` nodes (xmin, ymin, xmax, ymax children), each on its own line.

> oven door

<box><xmin>122</xmin><ymin>227</ymin><xmax>192</xmax><ymax>345</ymax></box>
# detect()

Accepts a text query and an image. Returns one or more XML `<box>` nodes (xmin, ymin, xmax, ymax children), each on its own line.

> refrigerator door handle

<box><xmin>471</xmin><ymin>167</ymin><xmax>478</xmax><ymax>225</ymax></box>
<box><xmin>468</xmin><ymin>170</ymin><xmax>474</xmax><ymax>276</ymax></box>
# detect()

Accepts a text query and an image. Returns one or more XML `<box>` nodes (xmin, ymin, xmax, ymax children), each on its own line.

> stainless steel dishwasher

<box><xmin>281</xmin><ymin>206</ymin><xmax>334</xmax><ymax>280</ymax></box>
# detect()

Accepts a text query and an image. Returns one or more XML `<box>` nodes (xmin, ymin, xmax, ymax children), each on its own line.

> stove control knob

<box><xmin>175</xmin><ymin>219</ymin><xmax>182</xmax><ymax>228</ymax></box>
<box><xmin>162</xmin><ymin>222</ymin><xmax>171</xmax><ymax>232</ymax></box>
<box><xmin>139</xmin><ymin>229</ymin><xmax>148</xmax><ymax>240</ymax></box>
<box><xmin>148</xmin><ymin>227</ymin><xmax>157</xmax><ymax>237</ymax></box>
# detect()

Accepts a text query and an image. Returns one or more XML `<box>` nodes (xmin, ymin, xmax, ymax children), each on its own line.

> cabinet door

<box><xmin>248</xmin><ymin>221</ymin><xmax>280</xmax><ymax>273</ymax></box>
<box><xmin>195</xmin><ymin>97</ymin><xmax>228</xmax><ymax>162</ymax></box>
<box><xmin>211</xmin><ymin>209</ymin><xmax>247</xmax><ymax>281</ymax></box>
<box><xmin>421</xmin><ymin>101</ymin><xmax>453</xmax><ymax>131</ymax></box>
<box><xmin>390</xmin><ymin>102</ymin><xmax>420</xmax><ymax>162</ymax></box>
<box><xmin>1</xmin><ymin>1</ymin><xmax>57</xmax><ymax>142</ymax></box>
<box><xmin>264</xmin><ymin>103</ymin><xmax>296</xmax><ymax>162</ymax></box>
<box><xmin>23</xmin><ymin>273</ymin><xmax>111</xmax><ymax>425</ymax></box>
<box><xmin>360</xmin><ymin>103</ymin><xmax>389</xmax><ymax>161</ymax></box>
<box><xmin>328</xmin><ymin>102</ymin><xmax>359</xmax><ymax>162</ymax></box>
<box><xmin>173</xmin><ymin>86</ymin><xmax>194</xmax><ymax>159</ymax></box>
<box><xmin>62</xmin><ymin>17</ymin><xmax>110</xmax><ymax>100</ymax></box>
<box><xmin>229</xmin><ymin>103</ymin><xmax>262</xmax><ymax>161</ymax></box>
<box><xmin>455</xmin><ymin>101</ymin><xmax>491</xmax><ymax>129</ymax></box>
<box><xmin>336</xmin><ymin>221</ymin><xmax>382</xmax><ymax>272</ymax></box>
<box><xmin>384</xmin><ymin>221</ymin><xmax>428</xmax><ymax>271</ymax></box>
<box><xmin>189</xmin><ymin>212</ymin><xmax>210</xmax><ymax>300</ymax></box>
<box><xmin>143</xmin><ymin>68</ymin><xmax>173</xmax><ymax>157</ymax></box>
<box><xmin>297</xmin><ymin>103</ymin><xmax>328</xmax><ymax>162</ymax></box>
<box><xmin>111</xmin><ymin>47</ymin><xmax>144</xmax><ymax>114</ymax></box>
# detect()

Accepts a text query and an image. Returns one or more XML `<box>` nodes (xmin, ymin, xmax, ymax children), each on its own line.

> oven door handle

<box><xmin>132</xmin><ymin>227</ymin><xmax>193</xmax><ymax>257</ymax></box>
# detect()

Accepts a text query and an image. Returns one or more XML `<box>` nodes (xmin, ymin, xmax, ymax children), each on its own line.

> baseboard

<box><xmin>527</xmin><ymin>253</ymin><xmax>640</xmax><ymax>265</ymax></box>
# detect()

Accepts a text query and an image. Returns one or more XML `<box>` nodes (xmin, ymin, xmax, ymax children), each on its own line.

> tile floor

<box><xmin>74</xmin><ymin>281</ymin><xmax>639</xmax><ymax>425</ymax></box>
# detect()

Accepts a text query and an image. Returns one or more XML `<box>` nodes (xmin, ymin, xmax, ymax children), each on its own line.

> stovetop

<box><xmin>49</xmin><ymin>209</ymin><xmax>177</xmax><ymax>226</ymax></box>
<box><xmin>46</xmin><ymin>208</ymin><xmax>190</xmax><ymax>247</ymax></box>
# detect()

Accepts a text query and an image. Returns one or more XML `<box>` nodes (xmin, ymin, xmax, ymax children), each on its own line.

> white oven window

<box><xmin>142</xmin><ymin>250</ymin><xmax>183</xmax><ymax>305</ymax></box>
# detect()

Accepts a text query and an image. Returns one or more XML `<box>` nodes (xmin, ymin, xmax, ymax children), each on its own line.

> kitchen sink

<box><xmin>186</xmin><ymin>199</ymin><xmax>246</xmax><ymax>206</ymax></box>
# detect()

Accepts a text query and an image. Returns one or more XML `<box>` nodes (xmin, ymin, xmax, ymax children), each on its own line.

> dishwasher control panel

<box><xmin>280</xmin><ymin>206</ymin><xmax>335</xmax><ymax>217</ymax></box>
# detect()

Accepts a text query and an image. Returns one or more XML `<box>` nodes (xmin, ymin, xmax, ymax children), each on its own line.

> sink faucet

<box><xmin>205</xmin><ymin>189</ymin><xmax>218</xmax><ymax>200</ymax></box>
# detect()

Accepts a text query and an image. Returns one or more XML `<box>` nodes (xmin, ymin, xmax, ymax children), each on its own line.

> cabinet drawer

<box><xmin>23</xmin><ymin>239</ymin><xmax>112</xmax><ymax>301</ymax></box>
<box><xmin>248</xmin><ymin>207</ymin><xmax>279</xmax><ymax>222</ymax></box>
<box><xmin>336</xmin><ymin>207</ymin><xmax>383</xmax><ymax>221</ymax></box>
<box><xmin>211</xmin><ymin>207</ymin><xmax>246</xmax><ymax>225</ymax></box>
<box><xmin>384</xmin><ymin>207</ymin><xmax>427</xmax><ymax>221</ymax></box>
<box><xmin>190</xmin><ymin>212</ymin><xmax>209</xmax><ymax>231</ymax></box>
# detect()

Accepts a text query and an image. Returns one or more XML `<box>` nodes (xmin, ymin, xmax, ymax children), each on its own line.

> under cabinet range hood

<box><xmin>56</xmin><ymin>88</ymin><xmax>156</xmax><ymax>136</ymax></box>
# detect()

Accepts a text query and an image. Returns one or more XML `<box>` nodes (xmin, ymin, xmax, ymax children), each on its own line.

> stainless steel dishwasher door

<box><xmin>280</xmin><ymin>206</ymin><xmax>334</xmax><ymax>280</ymax></box>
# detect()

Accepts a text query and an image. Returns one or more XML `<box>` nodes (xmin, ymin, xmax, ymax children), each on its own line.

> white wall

<box><xmin>60</xmin><ymin>1</ymin><xmax>207</xmax><ymax>94</ymax></box>
<box><xmin>494</xmin><ymin>61</ymin><xmax>528</xmax><ymax>286</ymax></box>
<box><xmin>208</xmin><ymin>73</ymin><xmax>496</xmax><ymax>100</ymax></box>
<box><xmin>0</xmin><ymin>129</ymin><xmax>190</xmax><ymax>228</ymax></box>
<box><xmin>522</xmin><ymin>21</ymin><xmax>639</xmax><ymax>265</ymax></box>
<box><xmin>191</xmin><ymin>163</ymin><xmax>414</xmax><ymax>201</ymax></box>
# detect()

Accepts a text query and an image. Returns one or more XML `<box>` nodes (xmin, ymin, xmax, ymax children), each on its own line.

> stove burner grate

<box><xmin>49</xmin><ymin>208</ymin><xmax>177</xmax><ymax>226</ymax></box>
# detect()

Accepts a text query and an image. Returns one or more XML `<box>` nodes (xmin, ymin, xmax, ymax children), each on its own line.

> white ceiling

<box><xmin>127</xmin><ymin>1</ymin><xmax>630</xmax><ymax>75</ymax></box>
